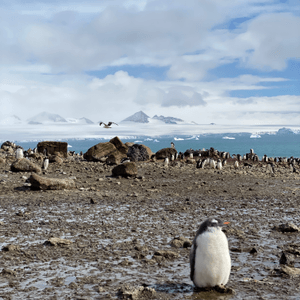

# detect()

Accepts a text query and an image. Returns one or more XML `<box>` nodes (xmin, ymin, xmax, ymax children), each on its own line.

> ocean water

<box><xmin>14</xmin><ymin>133</ymin><xmax>300</xmax><ymax>159</ymax></box>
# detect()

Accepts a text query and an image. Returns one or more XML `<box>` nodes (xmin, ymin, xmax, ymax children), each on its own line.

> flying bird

<box><xmin>99</xmin><ymin>122</ymin><xmax>118</xmax><ymax>128</ymax></box>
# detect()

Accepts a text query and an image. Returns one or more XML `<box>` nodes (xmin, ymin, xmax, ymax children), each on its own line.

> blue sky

<box><xmin>0</xmin><ymin>0</ymin><xmax>299</xmax><ymax>125</ymax></box>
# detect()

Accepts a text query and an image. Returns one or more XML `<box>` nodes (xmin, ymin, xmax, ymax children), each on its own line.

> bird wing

<box><xmin>190</xmin><ymin>243</ymin><xmax>196</xmax><ymax>281</ymax></box>
<box><xmin>108</xmin><ymin>122</ymin><xmax>118</xmax><ymax>126</ymax></box>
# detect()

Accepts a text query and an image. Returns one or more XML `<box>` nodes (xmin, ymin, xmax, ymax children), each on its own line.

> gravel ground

<box><xmin>0</xmin><ymin>155</ymin><xmax>300</xmax><ymax>299</ymax></box>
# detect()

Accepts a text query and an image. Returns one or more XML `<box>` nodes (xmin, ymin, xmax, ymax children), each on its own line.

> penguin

<box><xmin>216</xmin><ymin>159</ymin><xmax>222</xmax><ymax>170</ymax></box>
<box><xmin>234</xmin><ymin>161</ymin><xmax>239</xmax><ymax>169</ymax></box>
<box><xmin>190</xmin><ymin>218</ymin><xmax>231</xmax><ymax>288</ymax></box>
<box><xmin>43</xmin><ymin>158</ymin><xmax>49</xmax><ymax>170</ymax></box>
<box><xmin>16</xmin><ymin>148</ymin><xmax>24</xmax><ymax>159</ymax></box>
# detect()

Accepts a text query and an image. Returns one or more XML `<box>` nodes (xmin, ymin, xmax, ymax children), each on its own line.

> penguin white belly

<box><xmin>194</xmin><ymin>229</ymin><xmax>231</xmax><ymax>287</ymax></box>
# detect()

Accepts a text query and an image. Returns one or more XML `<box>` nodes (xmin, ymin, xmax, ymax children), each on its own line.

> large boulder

<box><xmin>29</xmin><ymin>173</ymin><xmax>75</xmax><ymax>190</ymax></box>
<box><xmin>112</xmin><ymin>162</ymin><xmax>138</xmax><ymax>177</ymax></box>
<box><xmin>11</xmin><ymin>158</ymin><xmax>42</xmax><ymax>173</ymax></box>
<box><xmin>109</xmin><ymin>136</ymin><xmax>128</xmax><ymax>154</ymax></box>
<box><xmin>155</xmin><ymin>148</ymin><xmax>177</xmax><ymax>160</ymax></box>
<box><xmin>84</xmin><ymin>142</ymin><xmax>117</xmax><ymax>162</ymax></box>
<box><xmin>37</xmin><ymin>141</ymin><xmax>68</xmax><ymax>158</ymax></box>
<box><xmin>127</xmin><ymin>144</ymin><xmax>152</xmax><ymax>162</ymax></box>
<box><xmin>84</xmin><ymin>136</ymin><xmax>128</xmax><ymax>162</ymax></box>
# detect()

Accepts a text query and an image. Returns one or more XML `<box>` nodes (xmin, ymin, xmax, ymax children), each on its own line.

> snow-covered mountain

<box><xmin>0</xmin><ymin>115</ymin><xmax>22</xmax><ymax>125</ymax></box>
<box><xmin>27</xmin><ymin>112</ymin><xmax>67</xmax><ymax>124</ymax></box>
<box><xmin>122</xmin><ymin>111</ymin><xmax>150</xmax><ymax>123</ymax></box>
<box><xmin>152</xmin><ymin>115</ymin><xmax>184</xmax><ymax>124</ymax></box>
<box><xmin>66</xmin><ymin>117</ymin><xmax>94</xmax><ymax>124</ymax></box>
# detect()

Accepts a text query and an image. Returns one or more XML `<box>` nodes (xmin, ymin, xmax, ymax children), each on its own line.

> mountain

<box><xmin>27</xmin><ymin>112</ymin><xmax>67</xmax><ymax>124</ymax></box>
<box><xmin>66</xmin><ymin>117</ymin><xmax>94</xmax><ymax>124</ymax></box>
<box><xmin>122</xmin><ymin>111</ymin><xmax>150</xmax><ymax>123</ymax></box>
<box><xmin>0</xmin><ymin>115</ymin><xmax>22</xmax><ymax>125</ymax></box>
<box><xmin>152</xmin><ymin>115</ymin><xmax>184</xmax><ymax>124</ymax></box>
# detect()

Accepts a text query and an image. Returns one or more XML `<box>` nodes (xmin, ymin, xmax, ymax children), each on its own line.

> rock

<box><xmin>84</xmin><ymin>142</ymin><xmax>118</xmax><ymax>162</ymax></box>
<box><xmin>2</xmin><ymin>244</ymin><xmax>20</xmax><ymax>252</ymax></box>
<box><xmin>11</xmin><ymin>158</ymin><xmax>42</xmax><ymax>173</ymax></box>
<box><xmin>170</xmin><ymin>236</ymin><xmax>192</xmax><ymax>248</ymax></box>
<box><xmin>49</xmin><ymin>155</ymin><xmax>64</xmax><ymax>164</ymax></box>
<box><xmin>109</xmin><ymin>136</ymin><xmax>128</xmax><ymax>155</ymax></box>
<box><xmin>127</xmin><ymin>144</ymin><xmax>152</xmax><ymax>162</ymax></box>
<box><xmin>1</xmin><ymin>269</ymin><xmax>16</xmax><ymax>276</ymax></box>
<box><xmin>112</xmin><ymin>162</ymin><xmax>138</xmax><ymax>177</ymax></box>
<box><xmin>153</xmin><ymin>250</ymin><xmax>179</xmax><ymax>259</ymax></box>
<box><xmin>273</xmin><ymin>223</ymin><xmax>300</xmax><ymax>233</ymax></box>
<box><xmin>37</xmin><ymin>141</ymin><xmax>68</xmax><ymax>158</ymax></box>
<box><xmin>44</xmin><ymin>237</ymin><xmax>73</xmax><ymax>246</ymax></box>
<box><xmin>279</xmin><ymin>265</ymin><xmax>300</xmax><ymax>277</ymax></box>
<box><xmin>280</xmin><ymin>252</ymin><xmax>295</xmax><ymax>266</ymax></box>
<box><xmin>0</xmin><ymin>157</ymin><xmax>5</xmax><ymax>164</ymax></box>
<box><xmin>106</xmin><ymin>151</ymin><xmax>127</xmax><ymax>165</ymax></box>
<box><xmin>29</xmin><ymin>173</ymin><xmax>76</xmax><ymax>190</ymax></box>
<box><xmin>118</xmin><ymin>285</ymin><xmax>156</xmax><ymax>300</ymax></box>
<box><xmin>155</xmin><ymin>148</ymin><xmax>177</xmax><ymax>160</ymax></box>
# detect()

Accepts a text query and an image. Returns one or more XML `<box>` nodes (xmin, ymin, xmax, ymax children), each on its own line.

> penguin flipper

<box><xmin>190</xmin><ymin>244</ymin><xmax>196</xmax><ymax>281</ymax></box>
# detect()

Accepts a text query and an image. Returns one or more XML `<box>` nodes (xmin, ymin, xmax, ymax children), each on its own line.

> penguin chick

<box><xmin>190</xmin><ymin>218</ymin><xmax>231</xmax><ymax>288</ymax></box>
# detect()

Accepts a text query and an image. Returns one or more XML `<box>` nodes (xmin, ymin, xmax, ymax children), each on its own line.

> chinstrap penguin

<box><xmin>190</xmin><ymin>218</ymin><xmax>231</xmax><ymax>288</ymax></box>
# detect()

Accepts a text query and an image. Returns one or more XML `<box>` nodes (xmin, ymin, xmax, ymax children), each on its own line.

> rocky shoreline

<box><xmin>0</xmin><ymin>137</ymin><xmax>300</xmax><ymax>299</ymax></box>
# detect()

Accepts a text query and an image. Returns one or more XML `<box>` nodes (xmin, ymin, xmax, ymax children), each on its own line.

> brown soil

<box><xmin>0</xmin><ymin>156</ymin><xmax>300</xmax><ymax>299</ymax></box>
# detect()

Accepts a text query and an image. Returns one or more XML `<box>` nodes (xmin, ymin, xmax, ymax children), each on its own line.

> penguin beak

<box><xmin>223</xmin><ymin>222</ymin><xmax>230</xmax><ymax>225</ymax></box>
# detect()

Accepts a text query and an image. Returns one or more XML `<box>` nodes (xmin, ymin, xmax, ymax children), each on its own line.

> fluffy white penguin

<box><xmin>190</xmin><ymin>218</ymin><xmax>231</xmax><ymax>288</ymax></box>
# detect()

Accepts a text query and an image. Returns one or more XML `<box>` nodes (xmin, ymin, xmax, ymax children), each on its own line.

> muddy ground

<box><xmin>0</xmin><ymin>156</ymin><xmax>300</xmax><ymax>299</ymax></box>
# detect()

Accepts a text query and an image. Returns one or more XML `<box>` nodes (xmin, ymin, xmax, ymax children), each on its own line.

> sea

<box><xmin>13</xmin><ymin>131</ymin><xmax>300</xmax><ymax>159</ymax></box>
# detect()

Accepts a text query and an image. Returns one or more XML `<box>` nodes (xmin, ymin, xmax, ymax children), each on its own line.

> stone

<box><xmin>118</xmin><ymin>285</ymin><xmax>156</xmax><ymax>300</ymax></box>
<box><xmin>0</xmin><ymin>157</ymin><xmax>5</xmax><ymax>164</ymax></box>
<box><xmin>84</xmin><ymin>142</ymin><xmax>117</xmax><ymax>162</ymax></box>
<box><xmin>1</xmin><ymin>269</ymin><xmax>16</xmax><ymax>276</ymax></box>
<box><xmin>11</xmin><ymin>158</ymin><xmax>42</xmax><ymax>173</ymax></box>
<box><xmin>112</xmin><ymin>162</ymin><xmax>138</xmax><ymax>177</ymax></box>
<box><xmin>170</xmin><ymin>236</ymin><xmax>192</xmax><ymax>248</ymax></box>
<box><xmin>279</xmin><ymin>265</ymin><xmax>300</xmax><ymax>277</ymax></box>
<box><xmin>155</xmin><ymin>148</ymin><xmax>177</xmax><ymax>160</ymax></box>
<box><xmin>153</xmin><ymin>250</ymin><xmax>179</xmax><ymax>259</ymax></box>
<box><xmin>44</xmin><ymin>237</ymin><xmax>73</xmax><ymax>246</ymax></box>
<box><xmin>37</xmin><ymin>141</ymin><xmax>68</xmax><ymax>158</ymax></box>
<box><xmin>106</xmin><ymin>151</ymin><xmax>127</xmax><ymax>165</ymax></box>
<box><xmin>49</xmin><ymin>155</ymin><xmax>64</xmax><ymax>164</ymax></box>
<box><xmin>29</xmin><ymin>173</ymin><xmax>75</xmax><ymax>190</ymax></box>
<box><xmin>2</xmin><ymin>244</ymin><xmax>20</xmax><ymax>252</ymax></box>
<box><xmin>280</xmin><ymin>252</ymin><xmax>295</xmax><ymax>266</ymax></box>
<box><xmin>273</xmin><ymin>223</ymin><xmax>300</xmax><ymax>233</ymax></box>
<box><xmin>109</xmin><ymin>136</ymin><xmax>128</xmax><ymax>155</ymax></box>
<box><xmin>127</xmin><ymin>144</ymin><xmax>152</xmax><ymax>162</ymax></box>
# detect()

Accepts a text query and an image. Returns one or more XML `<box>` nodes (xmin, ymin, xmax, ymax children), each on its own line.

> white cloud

<box><xmin>0</xmin><ymin>0</ymin><xmax>299</xmax><ymax>127</ymax></box>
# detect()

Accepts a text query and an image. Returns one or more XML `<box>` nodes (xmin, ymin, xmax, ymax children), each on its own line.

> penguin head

<box><xmin>197</xmin><ymin>218</ymin><xmax>229</xmax><ymax>235</ymax></box>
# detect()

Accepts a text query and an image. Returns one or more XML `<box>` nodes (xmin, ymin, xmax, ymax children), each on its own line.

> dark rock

<box><xmin>29</xmin><ymin>173</ymin><xmax>75</xmax><ymax>190</ymax></box>
<box><xmin>155</xmin><ymin>148</ymin><xmax>177</xmax><ymax>160</ymax></box>
<box><xmin>112</xmin><ymin>162</ymin><xmax>138</xmax><ymax>177</ymax></box>
<box><xmin>127</xmin><ymin>144</ymin><xmax>152</xmax><ymax>162</ymax></box>
<box><xmin>280</xmin><ymin>252</ymin><xmax>295</xmax><ymax>266</ymax></box>
<box><xmin>11</xmin><ymin>158</ymin><xmax>42</xmax><ymax>173</ymax></box>
<box><xmin>37</xmin><ymin>141</ymin><xmax>68</xmax><ymax>158</ymax></box>
<box><xmin>2</xmin><ymin>244</ymin><xmax>20</xmax><ymax>252</ymax></box>
<box><xmin>273</xmin><ymin>223</ymin><xmax>300</xmax><ymax>233</ymax></box>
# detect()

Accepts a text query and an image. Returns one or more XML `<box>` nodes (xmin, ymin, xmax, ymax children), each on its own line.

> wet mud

<box><xmin>0</xmin><ymin>157</ymin><xmax>300</xmax><ymax>299</ymax></box>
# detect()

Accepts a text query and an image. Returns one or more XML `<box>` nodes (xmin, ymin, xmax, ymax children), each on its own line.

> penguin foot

<box><xmin>214</xmin><ymin>285</ymin><xmax>235</xmax><ymax>294</ymax></box>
